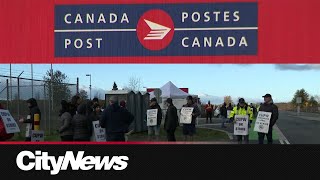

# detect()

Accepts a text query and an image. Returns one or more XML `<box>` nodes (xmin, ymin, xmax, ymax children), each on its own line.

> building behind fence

<box><xmin>0</xmin><ymin>75</ymin><xmax>78</xmax><ymax>137</ymax></box>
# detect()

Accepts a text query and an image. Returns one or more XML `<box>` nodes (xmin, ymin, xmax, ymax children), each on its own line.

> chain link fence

<box><xmin>0</xmin><ymin>75</ymin><xmax>78</xmax><ymax>138</ymax></box>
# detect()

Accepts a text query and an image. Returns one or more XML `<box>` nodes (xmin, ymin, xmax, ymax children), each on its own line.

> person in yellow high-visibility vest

<box><xmin>229</xmin><ymin>98</ymin><xmax>253</xmax><ymax>144</ymax></box>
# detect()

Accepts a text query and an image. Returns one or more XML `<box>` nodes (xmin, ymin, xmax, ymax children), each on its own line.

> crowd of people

<box><xmin>0</xmin><ymin>92</ymin><xmax>278</xmax><ymax>144</ymax></box>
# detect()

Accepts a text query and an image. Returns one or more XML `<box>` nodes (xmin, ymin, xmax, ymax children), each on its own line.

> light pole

<box><xmin>86</xmin><ymin>74</ymin><xmax>91</xmax><ymax>100</ymax></box>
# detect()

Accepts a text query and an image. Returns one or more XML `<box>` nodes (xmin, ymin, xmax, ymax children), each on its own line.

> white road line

<box><xmin>284</xmin><ymin>140</ymin><xmax>290</xmax><ymax>144</ymax></box>
<box><xmin>273</xmin><ymin>124</ymin><xmax>290</xmax><ymax>144</ymax></box>
<box><xmin>54</xmin><ymin>27</ymin><xmax>258</xmax><ymax>33</ymax></box>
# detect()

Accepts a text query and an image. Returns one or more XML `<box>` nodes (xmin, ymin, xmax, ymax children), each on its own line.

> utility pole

<box><xmin>17</xmin><ymin>71</ymin><xmax>24</xmax><ymax>120</ymax></box>
<box><xmin>10</xmin><ymin>64</ymin><xmax>12</xmax><ymax>107</ymax></box>
<box><xmin>31</xmin><ymin>64</ymin><xmax>33</xmax><ymax>98</ymax></box>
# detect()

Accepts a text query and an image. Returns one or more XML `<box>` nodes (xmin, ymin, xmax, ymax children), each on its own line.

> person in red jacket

<box><xmin>0</xmin><ymin>103</ymin><xmax>14</xmax><ymax>141</ymax></box>
<box><xmin>204</xmin><ymin>101</ymin><xmax>213</xmax><ymax>123</ymax></box>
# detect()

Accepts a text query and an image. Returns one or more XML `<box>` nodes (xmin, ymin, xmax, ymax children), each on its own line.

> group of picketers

<box><xmin>205</xmin><ymin>93</ymin><xmax>279</xmax><ymax>144</ymax></box>
<box><xmin>147</xmin><ymin>95</ymin><xmax>201</xmax><ymax>142</ymax></box>
<box><xmin>0</xmin><ymin>93</ymin><xmax>278</xmax><ymax>143</ymax></box>
<box><xmin>148</xmin><ymin>93</ymin><xmax>278</xmax><ymax>144</ymax></box>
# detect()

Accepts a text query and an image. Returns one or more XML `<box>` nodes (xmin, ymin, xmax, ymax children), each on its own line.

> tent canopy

<box><xmin>159</xmin><ymin>81</ymin><xmax>190</xmax><ymax>98</ymax></box>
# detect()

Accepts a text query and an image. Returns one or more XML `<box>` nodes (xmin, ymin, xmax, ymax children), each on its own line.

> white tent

<box><xmin>159</xmin><ymin>81</ymin><xmax>190</xmax><ymax>98</ymax></box>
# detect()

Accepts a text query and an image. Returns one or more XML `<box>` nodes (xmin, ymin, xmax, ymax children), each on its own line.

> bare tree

<box><xmin>224</xmin><ymin>96</ymin><xmax>233</xmax><ymax>105</ymax></box>
<box><xmin>123</xmin><ymin>76</ymin><xmax>143</xmax><ymax>92</ymax></box>
<box><xmin>79</xmin><ymin>89</ymin><xmax>88</xmax><ymax>100</ymax></box>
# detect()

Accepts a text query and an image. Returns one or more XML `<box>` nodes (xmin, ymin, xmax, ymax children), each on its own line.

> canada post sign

<box><xmin>54</xmin><ymin>3</ymin><xmax>258</xmax><ymax>57</ymax></box>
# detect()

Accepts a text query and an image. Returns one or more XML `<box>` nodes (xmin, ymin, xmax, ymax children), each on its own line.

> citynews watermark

<box><xmin>16</xmin><ymin>151</ymin><xmax>129</xmax><ymax>175</ymax></box>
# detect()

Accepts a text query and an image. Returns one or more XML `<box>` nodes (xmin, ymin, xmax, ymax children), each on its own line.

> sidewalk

<box><xmin>196</xmin><ymin>117</ymin><xmax>280</xmax><ymax>144</ymax></box>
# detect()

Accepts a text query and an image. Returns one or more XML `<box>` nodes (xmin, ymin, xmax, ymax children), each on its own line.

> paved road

<box><xmin>276</xmin><ymin>111</ymin><xmax>320</xmax><ymax>144</ymax></box>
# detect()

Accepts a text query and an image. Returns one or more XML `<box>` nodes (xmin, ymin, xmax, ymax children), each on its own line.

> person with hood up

<box><xmin>258</xmin><ymin>94</ymin><xmax>279</xmax><ymax>144</ymax></box>
<box><xmin>0</xmin><ymin>103</ymin><xmax>14</xmax><ymax>141</ymax></box>
<box><xmin>100</xmin><ymin>96</ymin><xmax>134</xmax><ymax>141</ymax></box>
<box><xmin>19</xmin><ymin>98</ymin><xmax>41</xmax><ymax>141</ymax></box>
<box><xmin>72</xmin><ymin>101</ymin><xmax>93</xmax><ymax>141</ymax></box>
<box><xmin>164</xmin><ymin>98</ymin><xmax>179</xmax><ymax>141</ymax></box>
<box><xmin>58</xmin><ymin>100</ymin><xmax>73</xmax><ymax>141</ymax></box>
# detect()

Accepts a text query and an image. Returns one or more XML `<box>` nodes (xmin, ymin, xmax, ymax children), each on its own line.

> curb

<box><xmin>197</xmin><ymin>126</ymin><xmax>234</xmax><ymax>140</ymax></box>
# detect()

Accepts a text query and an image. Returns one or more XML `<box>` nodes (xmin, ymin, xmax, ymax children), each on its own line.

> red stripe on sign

<box><xmin>0</xmin><ymin>0</ymin><xmax>320</xmax><ymax>63</ymax></box>
<box><xmin>34</xmin><ymin>121</ymin><xmax>40</xmax><ymax>126</ymax></box>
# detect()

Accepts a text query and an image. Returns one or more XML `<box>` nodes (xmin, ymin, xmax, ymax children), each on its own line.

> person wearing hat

<box><xmin>258</xmin><ymin>94</ymin><xmax>279</xmax><ymax>144</ymax></box>
<box><xmin>19</xmin><ymin>98</ymin><xmax>41</xmax><ymax>141</ymax></box>
<box><xmin>181</xmin><ymin>95</ymin><xmax>201</xmax><ymax>141</ymax></box>
<box><xmin>164</xmin><ymin>98</ymin><xmax>179</xmax><ymax>141</ymax></box>
<box><xmin>146</xmin><ymin>97</ymin><xmax>163</xmax><ymax>141</ymax></box>
<box><xmin>229</xmin><ymin>98</ymin><xmax>253</xmax><ymax>144</ymax></box>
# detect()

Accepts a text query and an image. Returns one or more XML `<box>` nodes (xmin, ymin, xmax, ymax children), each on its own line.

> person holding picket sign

<box><xmin>257</xmin><ymin>94</ymin><xmax>279</xmax><ymax>144</ymax></box>
<box><xmin>0</xmin><ymin>103</ymin><xmax>14</xmax><ymax>141</ymax></box>
<box><xmin>229</xmin><ymin>98</ymin><xmax>253</xmax><ymax>144</ymax></box>
<box><xmin>181</xmin><ymin>96</ymin><xmax>201</xmax><ymax>141</ymax></box>
<box><xmin>146</xmin><ymin>98</ymin><xmax>162</xmax><ymax>141</ymax></box>
<box><xmin>19</xmin><ymin>98</ymin><xmax>41</xmax><ymax>142</ymax></box>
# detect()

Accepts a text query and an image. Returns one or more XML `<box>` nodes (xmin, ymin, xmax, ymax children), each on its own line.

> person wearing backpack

<box><xmin>0</xmin><ymin>103</ymin><xmax>14</xmax><ymax>141</ymax></box>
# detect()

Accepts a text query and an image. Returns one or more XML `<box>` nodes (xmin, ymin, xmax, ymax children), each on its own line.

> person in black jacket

<box><xmin>100</xmin><ymin>96</ymin><xmax>134</xmax><ymax>141</ymax></box>
<box><xmin>258</xmin><ymin>94</ymin><xmax>279</xmax><ymax>144</ymax></box>
<box><xmin>220</xmin><ymin>102</ymin><xmax>228</xmax><ymax>128</ymax></box>
<box><xmin>19</xmin><ymin>98</ymin><xmax>41</xmax><ymax>141</ymax></box>
<box><xmin>72</xmin><ymin>101</ymin><xmax>93</xmax><ymax>141</ymax></box>
<box><xmin>147</xmin><ymin>98</ymin><xmax>162</xmax><ymax>141</ymax></box>
<box><xmin>164</xmin><ymin>98</ymin><xmax>179</xmax><ymax>141</ymax></box>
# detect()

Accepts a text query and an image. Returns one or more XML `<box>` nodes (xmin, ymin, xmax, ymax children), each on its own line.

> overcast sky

<box><xmin>1</xmin><ymin>64</ymin><xmax>319</xmax><ymax>103</ymax></box>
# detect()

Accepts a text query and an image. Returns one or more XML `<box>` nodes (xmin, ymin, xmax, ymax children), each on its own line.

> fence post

<box><xmin>6</xmin><ymin>79</ymin><xmax>9</xmax><ymax>109</ymax></box>
<box><xmin>17</xmin><ymin>77</ymin><xmax>20</xmax><ymax>119</ymax></box>
<box><xmin>43</xmin><ymin>84</ymin><xmax>46</xmax><ymax>132</ymax></box>
<box><xmin>77</xmin><ymin>77</ymin><xmax>79</xmax><ymax>94</ymax></box>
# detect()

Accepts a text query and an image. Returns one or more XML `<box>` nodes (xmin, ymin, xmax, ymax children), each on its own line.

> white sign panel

<box><xmin>92</xmin><ymin>121</ymin><xmax>106</xmax><ymax>142</ymax></box>
<box><xmin>233</xmin><ymin>115</ymin><xmax>249</xmax><ymax>135</ymax></box>
<box><xmin>31</xmin><ymin>130</ymin><xmax>44</xmax><ymax>142</ymax></box>
<box><xmin>254</xmin><ymin>111</ymin><xmax>272</xmax><ymax>133</ymax></box>
<box><xmin>227</xmin><ymin>110</ymin><xmax>231</xmax><ymax>118</ymax></box>
<box><xmin>0</xmin><ymin>109</ymin><xmax>20</xmax><ymax>133</ymax></box>
<box><xmin>296</xmin><ymin>97</ymin><xmax>302</xmax><ymax>104</ymax></box>
<box><xmin>180</xmin><ymin>107</ymin><xmax>194</xmax><ymax>124</ymax></box>
<box><xmin>147</xmin><ymin>109</ymin><xmax>158</xmax><ymax>126</ymax></box>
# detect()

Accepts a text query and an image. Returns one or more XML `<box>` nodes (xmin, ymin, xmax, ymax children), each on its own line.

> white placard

<box><xmin>180</xmin><ymin>107</ymin><xmax>194</xmax><ymax>124</ymax></box>
<box><xmin>227</xmin><ymin>110</ymin><xmax>231</xmax><ymax>118</ymax></box>
<box><xmin>0</xmin><ymin>109</ymin><xmax>20</xmax><ymax>133</ymax></box>
<box><xmin>296</xmin><ymin>97</ymin><xmax>302</xmax><ymax>104</ymax></box>
<box><xmin>92</xmin><ymin>121</ymin><xmax>106</xmax><ymax>142</ymax></box>
<box><xmin>254</xmin><ymin>111</ymin><xmax>272</xmax><ymax>133</ymax></box>
<box><xmin>31</xmin><ymin>130</ymin><xmax>44</xmax><ymax>142</ymax></box>
<box><xmin>147</xmin><ymin>109</ymin><xmax>158</xmax><ymax>126</ymax></box>
<box><xmin>233</xmin><ymin>115</ymin><xmax>249</xmax><ymax>135</ymax></box>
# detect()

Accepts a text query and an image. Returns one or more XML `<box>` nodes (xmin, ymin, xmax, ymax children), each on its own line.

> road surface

<box><xmin>276</xmin><ymin>111</ymin><xmax>320</xmax><ymax>144</ymax></box>
<box><xmin>196</xmin><ymin>110</ymin><xmax>320</xmax><ymax>144</ymax></box>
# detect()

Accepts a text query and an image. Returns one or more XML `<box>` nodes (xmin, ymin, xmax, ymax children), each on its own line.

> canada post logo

<box><xmin>54</xmin><ymin>3</ymin><xmax>258</xmax><ymax>57</ymax></box>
